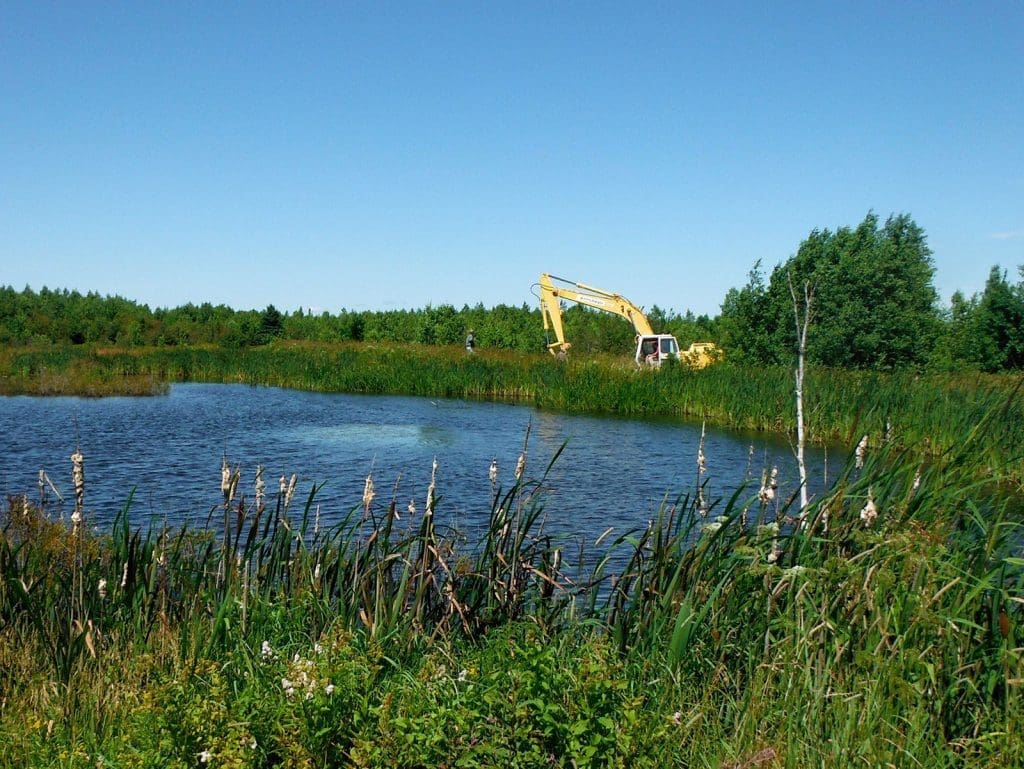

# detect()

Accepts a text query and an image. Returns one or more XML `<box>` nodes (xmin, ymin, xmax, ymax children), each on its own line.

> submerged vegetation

<box><xmin>1</xmin><ymin>407</ymin><xmax>1022</xmax><ymax>767</ymax></box>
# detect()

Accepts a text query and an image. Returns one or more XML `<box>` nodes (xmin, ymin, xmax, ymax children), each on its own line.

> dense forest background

<box><xmin>2</xmin><ymin>212</ymin><xmax>1022</xmax><ymax>372</ymax></box>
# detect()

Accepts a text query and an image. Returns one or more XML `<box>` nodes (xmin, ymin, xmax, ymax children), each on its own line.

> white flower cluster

<box><xmin>280</xmin><ymin>653</ymin><xmax>334</xmax><ymax>701</ymax></box>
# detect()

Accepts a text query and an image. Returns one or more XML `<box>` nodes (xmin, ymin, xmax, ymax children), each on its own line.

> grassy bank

<box><xmin>3</xmin><ymin>343</ymin><xmax>1022</xmax><ymax>481</ymax></box>
<box><xmin>1</xmin><ymin>409</ymin><xmax>1022</xmax><ymax>767</ymax></box>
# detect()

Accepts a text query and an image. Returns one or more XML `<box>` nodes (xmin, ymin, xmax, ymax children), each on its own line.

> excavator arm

<box><xmin>538</xmin><ymin>273</ymin><xmax>655</xmax><ymax>355</ymax></box>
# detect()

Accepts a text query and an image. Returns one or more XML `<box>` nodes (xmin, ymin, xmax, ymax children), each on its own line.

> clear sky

<box><xmin>2</xmin><ymin>2</ymin><xmax>1021</xmax><ymax>317</ymax></box>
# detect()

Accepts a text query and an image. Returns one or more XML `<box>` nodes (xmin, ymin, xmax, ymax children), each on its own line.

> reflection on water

<box><xmin>288</xmin><ymin>423</ymin><xmax>454</xmax><ymax>449</ymax></box>
<box><xmin>0</xmin><ymin>383</ymin><xmax>832</xmax><ymax>546</ymax></box>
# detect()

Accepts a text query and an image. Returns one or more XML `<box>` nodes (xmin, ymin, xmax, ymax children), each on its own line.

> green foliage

<box><xmin>721</xmin><ymin>212</ymin><xmax>943</xmax><ymax>369</ymax></box>
<box><xmin>1</xmin><ymin>400</ymin><xmax>1023</xmax><ymax>767</ymax></box>
<box><xmin>939</xmin><ymin>266</ymin><xmax>1024</xmax><ymax>372</ymax></box>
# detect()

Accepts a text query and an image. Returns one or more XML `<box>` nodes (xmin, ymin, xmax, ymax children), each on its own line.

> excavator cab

<box><xmin>636</xmin><ymin>334</ymin><xmax>680</xmax><ymax>367</ymax></box>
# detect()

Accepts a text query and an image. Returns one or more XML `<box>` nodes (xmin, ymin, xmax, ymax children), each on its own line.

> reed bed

<box><xmin>3</xmin><ymin>344</ymin><xmax>1022</xmax><ymax>481</ymax></box>
<box><xmin>0</xmin><ymin>410</ymin><xmax>1021</xmax><ymax>767</ymax></box>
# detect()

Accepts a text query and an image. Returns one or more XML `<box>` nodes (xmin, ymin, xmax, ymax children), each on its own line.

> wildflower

<box><xmin>672</xmin><ymin>711</ymin><xmax>683</xmax><ymax>725</ymax></box>
<box><xmin>855</xmin><ymin>435</ymin><xmax>868</xmax><ymax>469</ymax></box>
<box><xmin>261</xmin><ymin>641</ymin><xmax>275</xmax><ymax>660</ymax></box>
<box><xmin>199</xmin><ymin>750</ymin><xmax>212</xmax><ymax>763</ymax></box>
<box><xmin>458</xmin><ymin>669</ymin><xmax>468</xmax><ymax>682</ymax></box>
<box><xmin>249</xmin><ymin>737</ymin><xmax>257</xmax><ymax>750</ymax></box>
<box><xmin>860</xmin><ymin>488</ymin><xmax>878</xmax><ymax>527</ymax></box>
<box><xmin>97</xmin><ymin>578</ymin><xmax>107</xmax><ymax>599</ymax></box>
<box><xmin>325</xmin><ymin>683</ymin><xmax>335</xmax><ymax>695</ymax></box>
<box><xmin>282</xmin><ymin>677</ymin><xmax>295</xmax><ymax>697</ymax></box>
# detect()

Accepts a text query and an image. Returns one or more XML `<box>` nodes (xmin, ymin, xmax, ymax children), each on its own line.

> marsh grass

<box><xmin>4</xmin><ymin>344</ymin><xmax>1022</xmax><ymax>481</ymax></box>
<box><xmin>1</xmin><ymin>401</ymin><xmax>1022</xmax><ymax>766</ymax></box>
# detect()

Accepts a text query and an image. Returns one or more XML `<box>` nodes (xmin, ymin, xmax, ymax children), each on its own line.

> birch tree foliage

<box><xmin>722</xmin><ymin>212</ymin><xmax>942</xmax><ymax>369</ymax></box>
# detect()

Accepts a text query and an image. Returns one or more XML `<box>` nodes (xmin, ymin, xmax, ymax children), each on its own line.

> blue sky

<box><xmin>2</xmin><ymin>2</ymin><xmax>1021</xmax><ymax>317</ymax></box>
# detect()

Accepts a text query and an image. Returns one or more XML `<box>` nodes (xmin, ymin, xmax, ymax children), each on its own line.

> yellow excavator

<box><xmin>535</xmin><ymin>273</ymin><xmax>719</xmax><ymax>368</ymax></box>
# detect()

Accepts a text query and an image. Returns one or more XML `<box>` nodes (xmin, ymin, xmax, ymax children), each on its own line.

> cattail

<box><xmin>221</xmin><ymin>456</ymin><xmax>231</xmax><ymax>499</ymax></box>
<box><xmin>285</xmin><ymin>474</ymin><xmax>297</xmax><ymax>508</ymax></box>
<box><xmin>696</xmin><ymin>428</ymin><xmax>709</xmax><ymax>516</ymax></box>
<box><xmin>407</xmin><ymin>499</ymin><xmax>416</xmax><ymax>517</ymax></box>
<box><xmin>70</xmin><ymin>448</ymin><xmax>85</xmax><ymax>520</ymax></box>
<box><xmin>489</xmin><ymin>458</ymin><xmax>498</xmax><ymax>485</ymax></box>
<box><xmin>860</xmin><ymin>487</ymin><xmax>878</xmax><ymax>527</ymax></box>
<box><xmin>425</xmin><ymin>458</ymin><xmax>438</xmax><ymax>515</ymax></box>
<box><xmin>514</xmin><ymin>452</ymin><xmax>525</xmax><ymax>481</ymax></box>
<box><xmin>120</xmin><ymin>561</ymin><xmax>129</xmax><ymax>589</ymax></box>
<box><xmin>97</xmin><ymin>578</ymin><xmax>107</xmax><ymax>599</ymax></box>
<box><xmin>279</xmin><ymin>475</ymin><xmax>287</xmax><ymax>496</ymax></box>
<box><xmin>758</xmin><ymin>466</ymin><xmax>778</xmax><ymax>504</ymax></box>
<box><xmin>362</xmin><ymin>474</ymin><xmax>376</xmax><ymax>510</ymax></box>
<box><xmin>855</xmin><ymin>435</ymin><xmax>868</xmax><ymax>469</ymax></box>
<box><xmin>697</xmin><ymin>423</ymin><xmax>707</xmax><ymax>475</ymax></box>
<box><xmin>254</xmin><ymin>465</ymin><xmax>265</xmax><ymax>511</ymax></box>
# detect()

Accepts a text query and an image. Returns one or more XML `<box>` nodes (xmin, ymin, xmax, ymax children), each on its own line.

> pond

<box><xmin>0</xmin><ymin>384</ymin><xmax>833</xmax><ymax>546</ymax></box>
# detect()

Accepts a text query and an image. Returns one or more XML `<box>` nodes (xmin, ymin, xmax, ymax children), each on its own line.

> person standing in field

<box><xmin>465</xmin><ymin>330</ymin><xmax>476</xmax><ymax>354</ymax></box>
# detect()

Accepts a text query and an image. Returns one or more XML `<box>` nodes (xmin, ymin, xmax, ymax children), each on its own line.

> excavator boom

<box><xmin>535</xmin><ymin>272</ymin><xmax>719</xmax><ymax>367</ymax></box>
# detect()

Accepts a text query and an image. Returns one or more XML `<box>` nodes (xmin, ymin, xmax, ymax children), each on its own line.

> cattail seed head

<box><xmin>855</xmin><ymin>435</ymin><xmax>869</xmax><ymax>469</ymax></box>
<box><xmin>285</xmin><ymin>474</ymin><xmax>297</xmax><ymax>508</ymax></box>
<box><xmin>70</xmin><ymin>449</ymin><xmax>85</xmax><ymax>518</ymax></box>
<box><xmin>860</xmin><ymin>488</ymin><xmax>878</xmax><ymax>527</ymax></box>
<box><xmin>362</xmin><ymin>474</ymin><xmax>375</xmax><ymax>509</ymax></box>
<box><xmin>255</xmin><ymin>465</ymin><xmax>265</xmax><ymax>511</ymax></box>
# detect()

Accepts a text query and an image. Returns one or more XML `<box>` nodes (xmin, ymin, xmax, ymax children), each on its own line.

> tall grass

<box><xmin>4</xmin><ymin>343</ymin><xmax>1022</xmax><ymax>481</ymax></box>
<box><xmin>1</xmin><ymin>403</ymin><xmax>1021</xmax><ymax>766</ymax></box>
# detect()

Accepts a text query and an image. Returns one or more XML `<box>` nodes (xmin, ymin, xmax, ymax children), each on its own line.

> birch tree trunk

<box><xmin>789</xmin><ymin>273</ymin><xmax>814</xmax><ymax>522</ymax></box>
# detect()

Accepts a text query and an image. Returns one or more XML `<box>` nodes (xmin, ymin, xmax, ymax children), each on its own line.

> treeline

<box><xmin>718</xmin><ymin>212</ymin><xmax>1024</xmax><ymax>372</ymax></box>
<box><xmin>0</xmin><ymin>287</ymin><xmax>717</xmax><ymax>356</ymax></box>
<box><xmin>2</xmin><ymin>211</ymin><xmax>1022</xmax><ymax>371</ymax></box>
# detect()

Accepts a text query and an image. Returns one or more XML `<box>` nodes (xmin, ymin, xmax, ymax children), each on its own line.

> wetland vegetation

<box><xmin>2</xmin><ymin>211</ymin><xmax>1023</xmax><ymax>766</ymax></box>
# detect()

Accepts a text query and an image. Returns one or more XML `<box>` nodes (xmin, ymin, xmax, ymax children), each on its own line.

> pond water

<box><xmin>0</xmin><ymin>384</ymin><xmax>833</xmax><ymax>546</ymax></box>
